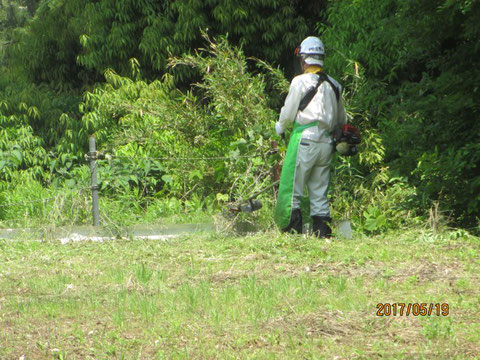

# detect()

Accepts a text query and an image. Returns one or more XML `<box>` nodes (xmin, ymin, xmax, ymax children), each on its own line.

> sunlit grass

<box><xmin>0</xmin><ymin>228</ymin><xmax>479</xmax><ymax>358</ymax></box>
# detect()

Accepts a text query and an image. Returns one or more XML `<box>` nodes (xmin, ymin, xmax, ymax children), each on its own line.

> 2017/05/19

<box><xmin>376</xmin><ymin>303</ymin><xmax>449</xmax><ymax>317</ymax></box>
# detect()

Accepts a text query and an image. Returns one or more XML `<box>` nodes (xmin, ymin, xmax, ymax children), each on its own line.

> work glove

<box><xmin>275</xmin><ymin>122</ymin><xmax>283</xmax><ymax>135</ymax></box>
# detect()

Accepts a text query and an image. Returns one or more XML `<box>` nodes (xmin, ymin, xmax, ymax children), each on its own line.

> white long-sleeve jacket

<box><xmin>278</xmin><ymin>71</ymin><xmax>347</xmax><ymax>143</ymax></box>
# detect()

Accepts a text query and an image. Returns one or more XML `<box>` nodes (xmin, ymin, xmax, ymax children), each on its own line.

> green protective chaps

<box><xmin>274</xmin><ymin>121</ymin><xmax>319</xmax><ymax>230</ymax></box>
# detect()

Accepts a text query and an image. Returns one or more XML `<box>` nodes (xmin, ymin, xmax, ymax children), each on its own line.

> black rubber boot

<box><xmin>312</xmin><ymin>216</ymin><xmax>332</xmax><ymax>238</ymax></box>
<box><xmin>282</xmin><ymin>208</ymin><xmax>303</xmax><ymax>234</ymax></box>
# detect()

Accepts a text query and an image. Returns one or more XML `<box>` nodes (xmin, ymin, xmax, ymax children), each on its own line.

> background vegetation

<box><xmin>0</xmin><ymin>0</ymin><xmax>479</xmax><ymax>232</ymax></box>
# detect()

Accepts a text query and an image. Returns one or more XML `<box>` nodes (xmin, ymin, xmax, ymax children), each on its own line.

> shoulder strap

<box><xmin>323</xmin><ymin>74</ymin><xmax>340</xmax><ymax>103</ymax></box>
<box><xmin>298</xmin><ymin>72</ymin><xmax>339</xmax><ymax>112</ymax></box>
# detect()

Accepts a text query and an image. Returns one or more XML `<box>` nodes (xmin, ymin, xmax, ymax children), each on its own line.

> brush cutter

<box><xmin>227</xmin><ymin>135</ymin><xmax>286</xmax><ymax>214</ymax></box>
<box><xmin>227</xmin><ymin>180</ymin><xmax>280</xmax><ymax>213</ymax></box>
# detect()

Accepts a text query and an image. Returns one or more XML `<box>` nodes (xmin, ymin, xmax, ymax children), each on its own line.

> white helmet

<box><xmin>297</xmin><ymin>36</ymin><xmax>325</xmax><ymax>66</ymax></box>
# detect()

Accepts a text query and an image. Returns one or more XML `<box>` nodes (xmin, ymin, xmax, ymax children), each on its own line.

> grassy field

<box><xmin>0</xmin><ymin>228</ymin><xmax>479</xmax><ymax>359</ymax></box>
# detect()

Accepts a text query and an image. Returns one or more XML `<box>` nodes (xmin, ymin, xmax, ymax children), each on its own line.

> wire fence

<box><xmin>0</xmin><ymin>136</ymin><xmax>279</xmax><ymax>227</ymax></box>
<box><xmin>0</xmin><ymin>186</ymin><xmax>92</xmax><ymax>209</ymax></box>
<box><xmin>1</xmin><ymin>137</ymin><xmax>477</xmax><ymax>238</ymax></box>
<box><xmin>109</xmin><ymin>153</ymin><xmax>264</xmax><ymax>161</ymax></box>
<box><xmin>0</xmin><ymin>195</ymin><xmax>60</xmax><ymax>208</ymax></box>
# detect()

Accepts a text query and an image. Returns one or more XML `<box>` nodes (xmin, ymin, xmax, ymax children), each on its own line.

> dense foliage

<box><xmin>0</xmin><ymin>0</ymin><xmax>478</xmax><ymax>231</ymax></box>
<box><xmin>321</xmin><ymin>0</ymin><xmax>480</xmax><ymax>226</ymax></box>
<box><xmin>81</xmin><ymin>35</ymin><xmax>278</xmax><ymax>203</ymax></box>
<box><xmin>12</xmin><ymin>0</ymin><xmax>323</xmax><ymax>87</ymax></box>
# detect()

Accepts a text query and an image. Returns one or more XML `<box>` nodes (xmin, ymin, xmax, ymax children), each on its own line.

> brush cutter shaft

<box><xmin>246</xmin><ymin>180</ymin><xmax>280</xmax><ymax>202</ymax></box>
<box><xmin>229</xmin><ymin>136</ymin><xmax>284</xmax><ymax>213</ymax></box>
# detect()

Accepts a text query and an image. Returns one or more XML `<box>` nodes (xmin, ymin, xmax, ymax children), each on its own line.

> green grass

<box><xmin>0</xmin><ymin>228</ymin><xmax>479</xmax><ymax>359</ymax></box>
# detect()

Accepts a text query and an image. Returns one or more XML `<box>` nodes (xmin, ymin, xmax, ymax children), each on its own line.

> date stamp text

<box><xmin>376</xmin><ymin>303</ymin><xmax>449</xmax><ymax>317</ymax></box>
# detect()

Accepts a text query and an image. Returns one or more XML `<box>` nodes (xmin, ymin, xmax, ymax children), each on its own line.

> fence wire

<box><xmin>0</xmin><ymin>186</ymin><xmax>91</xmax><ymax>209</ymax></box>
<box><xmin>0</xmin><ymin>149</ymin><xmax>275</xmax><ymax>211</ymax></box>
<box><xmin>107</xmin><ymin>153</ymin><xmax>267</xmax><ymax>161</ymax></box>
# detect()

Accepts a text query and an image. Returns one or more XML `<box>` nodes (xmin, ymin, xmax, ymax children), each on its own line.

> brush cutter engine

<box><xmin>332</xmin><ymin>124</ymin><xmax>361</xmax><ymax>156</ymax></box>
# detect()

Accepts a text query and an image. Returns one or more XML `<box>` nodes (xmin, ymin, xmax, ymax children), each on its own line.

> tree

<box><xmin>321</xmin><ymin>0</ymin><xmax>480</xmax><ymax>225</ymax></box>
<box><xmin>11</xmin><ymin>0</ymin><xmax>327</xmax><ymax>88</ymax></box>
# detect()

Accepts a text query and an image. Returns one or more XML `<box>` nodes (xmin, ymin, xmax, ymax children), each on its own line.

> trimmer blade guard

<box><xmin>228</xmin><ymin>199</ymin><xmax>263</xmax><ymax>213</ymax></box>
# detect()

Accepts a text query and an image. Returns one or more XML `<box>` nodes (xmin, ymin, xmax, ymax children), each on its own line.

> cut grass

<box><xmin>0</xmin><ymin>228</ymin><xmax>479</xmax><ymax>359</ymax></box>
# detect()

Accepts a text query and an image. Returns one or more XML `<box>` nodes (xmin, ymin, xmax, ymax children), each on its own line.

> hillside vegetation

<box><xmin>0</xmin><ymin>0</ymin><xmax>479</xmax><ymax>232</ymax></box>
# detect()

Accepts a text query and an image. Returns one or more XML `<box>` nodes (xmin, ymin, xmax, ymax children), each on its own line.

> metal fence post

<box><xmin>88</xmin><ymin>136</ymin><xmax>100</xmax><ymax>226</ymax></box>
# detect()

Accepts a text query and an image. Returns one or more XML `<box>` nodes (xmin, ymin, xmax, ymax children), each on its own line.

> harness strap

<box><xmin>298</xmin><ymin>72</ymin><xmax>340</xmax><ymax>112</ymax></box>
<box><xmin>322</xmin><ymin>73</ymin><xmax>340</xmax><ymax>103</ymax></box>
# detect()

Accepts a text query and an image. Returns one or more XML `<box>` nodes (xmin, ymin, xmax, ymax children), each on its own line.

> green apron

<box><xmin>274</xmin><ymin>121</ymin><xmax>319</xmax><ymax>229</ymax></box>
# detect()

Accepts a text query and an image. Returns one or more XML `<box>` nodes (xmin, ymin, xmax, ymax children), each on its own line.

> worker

<box><xmin>274</xmin><ymin>36</ymin><xmax>347</xmax><ymax>238</ymax></box>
